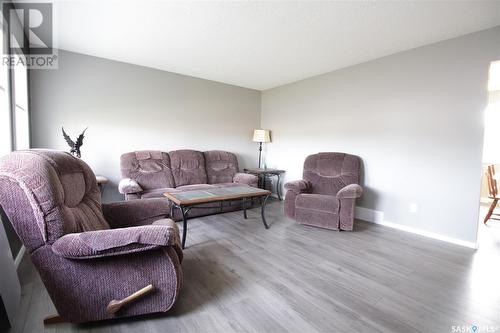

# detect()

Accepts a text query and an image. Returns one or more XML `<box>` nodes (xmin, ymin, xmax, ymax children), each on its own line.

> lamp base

<box><xmin>258</xmin><ymin>142</ymin><xmax>263</xmax><ymax>168</ymax></box>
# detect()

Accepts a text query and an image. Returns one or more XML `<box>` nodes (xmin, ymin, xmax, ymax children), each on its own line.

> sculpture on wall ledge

<box><xmin>62</xmin><ymin>127</ymin><xmax>87</xmax><ymax>158</ymax></box>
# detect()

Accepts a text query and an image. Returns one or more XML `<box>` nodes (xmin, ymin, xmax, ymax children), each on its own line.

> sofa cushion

<box><xmin>121</xmin><ymin>151</ymin><xmax>175</xmax><ymax>190</ymax></box>
<box><xmin>176</xmin><ymin>184</ymin><xmax>217</xmax><ymax>191</ymax></box>
<box><xmin>169</xmin><ymin>150</ymin><xmax>207</xmax><ymax>186</ymax></box>
<box><xmin>203</xmin><ymin>151</ymin><xmax>238</xmax><ymax>184</ymax></box>
<box><xmin>215</xmin><ymin>182</ymin><xmax>245</xmax><ymax>188</ymax></box>
<box><xmin>295</xmin><ymin>194</ymin><xmax>339</xmax><ymax>213</ymax></box>
<box><xmin>141</xmin><ymin>188</ymin><xmax>177</xmax><ymax>199</ymax></box>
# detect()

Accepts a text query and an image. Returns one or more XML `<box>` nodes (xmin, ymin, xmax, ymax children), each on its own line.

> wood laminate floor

<box><xmin>7</xmin><ymin>200</ymin><xmax>500</xmax><ymax>333</ymax></box>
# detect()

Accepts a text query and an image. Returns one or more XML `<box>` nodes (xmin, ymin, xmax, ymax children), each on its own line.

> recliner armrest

<box><xmin>233</xmin><ymin>173</ymin><xmax>258</xmax><ymax>186</ymax></box>
<box><xmin>336</xmin><ymin>184</ymin><xmax>363</xmax><ymax>199</ymax></box>
<box><xmin>102</xmin><ymin>198</ymin><xmax>170</xmax><ymax>228</ymax></box>
<box><xmin>52</xmin><ymin>223</ymin><xmax>179</xmax><ymax>259</ymax></box>
<box><xmin>118</xmin><ymin>178</ymin><xmax>143</xmax><ymax>194</ymax></box>
<box><xmin>284</xmin><ymin>180</ymin><xmax>311</xmax><ymax>194</ymax></box>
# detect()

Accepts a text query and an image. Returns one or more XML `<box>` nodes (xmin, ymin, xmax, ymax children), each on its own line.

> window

<box><xmin>0</xmin><ymin>27</ymin><xmax>12</xmax><ymax>156</ymax></box>
<box><xmin>13</xmin><ymin>56</ymin><xmax>29</xmax><ymax>150</ymax></box>
<box><xmin>0</xmin><ymin>18</ymin><xmax>30</xmax><ymax>156</ymax></box>
<box><xmin>482</xmin><ymin>61</ymin><xmax>500</xmax><ymax>164</ymax></box>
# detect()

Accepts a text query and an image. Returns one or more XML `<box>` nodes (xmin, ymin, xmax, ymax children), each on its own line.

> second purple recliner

<box><xmin>284</xmin><ymin>152</ymin><xmax>363</xmax><ymax>231</ymax></box>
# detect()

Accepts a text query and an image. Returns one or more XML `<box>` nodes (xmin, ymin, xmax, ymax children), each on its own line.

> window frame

<box><xmin>2</xmin><ymin>12</ymin><xmax>31</xmax><ymax>153</ymax></box>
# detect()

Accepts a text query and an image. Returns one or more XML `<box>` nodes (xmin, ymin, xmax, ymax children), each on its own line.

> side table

<box><xmin>244</xmin><ymin>168</ymin><xmax>285</xmax><ymax>200</ymax></box>
<box><xmin>96</xmin><ymin>176</ymin><xmax>109</xmax><ymax>194</ymax></box>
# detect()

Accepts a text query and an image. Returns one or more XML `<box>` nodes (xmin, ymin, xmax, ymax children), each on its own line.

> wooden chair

<box><xmin>484</xmin><ymin>165</ymin><xmax>500</xmax><ymax>224</ymax></box>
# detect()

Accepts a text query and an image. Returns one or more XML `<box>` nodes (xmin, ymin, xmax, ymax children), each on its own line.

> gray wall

<box><xmin>29</xmin><ymin>28</ymin><xmax>500</xmax><ymax>244</ymax></box>
<box><xmin>261</xmin><ymin>27</ymin><xmax>500</xmax><ymax>244</ymax></box>
<box><xmin>30</xmin><ymin>50</ymin><xmax>261</xmax><ymax>201</ymax></box>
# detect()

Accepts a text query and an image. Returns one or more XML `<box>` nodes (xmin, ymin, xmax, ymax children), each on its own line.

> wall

<box><xmin>0</xmin><ymin>211</ymin><xmax>21</xmax><ymax>259</ymax></box>
<box><xmin>30</xmin><ymin>50</ymin><xmax>261</xmax><ymax>201</ymax></box>
<box><xmin>261</xmin><ymin>27</ymin><xmax>500</xmax><ymax>245</ymax></box>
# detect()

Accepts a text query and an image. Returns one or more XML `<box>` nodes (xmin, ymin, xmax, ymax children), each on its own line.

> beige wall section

<box><xmin>261</xmin><ymin>27</ymin><xmax>500</xmax><ymax>244</ymax></box>
<box><xmin>30</xmin><ymin>50</ymin><xmax>261</xmax><ymax>201</ymax></box>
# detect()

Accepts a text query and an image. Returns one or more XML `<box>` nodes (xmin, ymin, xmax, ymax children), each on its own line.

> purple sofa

<box><xmin>119</xmin><ymin>150</ymin><xmax>258</xmax><ymax>219</ymax></box>
<box><xmin>0</xmin><ymin>150</ymin><xmax>183</xmax><ymax>323</ymax></box>
<box><xmin>284</xmin><ymin>153</ymin><xmax>363</xmax><ymax>231</ymax></box>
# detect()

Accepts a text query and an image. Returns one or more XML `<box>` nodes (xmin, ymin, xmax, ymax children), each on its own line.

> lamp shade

<box><xmin>253</xmin><ymin>129</ymin><xmax>271</xmax><ymax>143</ymax></box>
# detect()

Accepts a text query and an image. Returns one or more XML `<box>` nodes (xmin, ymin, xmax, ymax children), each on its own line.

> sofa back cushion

<box><xmin>120</xmin><ymin>151</ymin><xmax>175</xmax><ymax>190</ymax></box>
<box><xmin>203</xmin><ymin>151</ymin><xmax>239</xmax><ymax>184</ymax></box>
<box><xmin>303</xmin><ymin>153</ymin><xmax>360</xmax><ymax>195</ymax></box>
<box><xmin>169</xmin><ymin>150</ymin><xmax>207</xmax><ymax>186</ymax></box>
<box><xmin>0</xmin><ymin>150</ymin><xmax>109</xmax><ymax>249</ymax></box>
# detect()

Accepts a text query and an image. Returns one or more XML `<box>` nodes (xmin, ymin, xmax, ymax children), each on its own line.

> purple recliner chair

<box><xmin>0</xmin><ymin>150</ymin><xmax>183</xmax><ymax>323</ymax></box>
<box><xmin>284</xmin><ymin>153</ymin><xmax>363</xmax><ymax>231</ymax></box>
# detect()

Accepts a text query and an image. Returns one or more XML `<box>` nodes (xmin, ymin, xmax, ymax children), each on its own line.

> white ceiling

<box><xmin>53</xmin><ymin>0</ymin><xmax>500</xmax><ymax>91</ymax></box>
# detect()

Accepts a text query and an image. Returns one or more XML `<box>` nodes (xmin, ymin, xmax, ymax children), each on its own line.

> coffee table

<box><xmin>163</xmin><ymin>186</ymin><xmax>272</xmax><ymax>249</ymax></box>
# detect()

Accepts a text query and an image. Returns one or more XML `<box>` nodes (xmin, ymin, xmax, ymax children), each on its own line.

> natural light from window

<box><xmin>0</xmin><ymin>28</ymin><xmax>12</xmax><ymax>157</ymax></box>
<box><xmin>13</xmin><ymin>57</ymin><xmax>29</xmax><ymax>150</ymax></box>
<box><xmin>482</xmin><ymin>61</ymin><xmax>500</xmax><ymax>164</ymax></box>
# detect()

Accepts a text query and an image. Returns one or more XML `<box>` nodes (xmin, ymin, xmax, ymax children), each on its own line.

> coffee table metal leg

<box><xmin>180</xmin><ymin>206</ymin><xmax>188</xmax><ymax>249</ymax></box>
<box><xmin>261</xmin><ymin>195</ymin><xmax>270</xmax><ymax>229</ymax></box>
<box><xmin>276</xmin><ymin>174</ymin><xmax>282</xmax><ymax>201</ymax></box>
<box><xmin>242</xmin><ymin>198</ymin><xmax>247</xmax><ymax>219</ymax></box>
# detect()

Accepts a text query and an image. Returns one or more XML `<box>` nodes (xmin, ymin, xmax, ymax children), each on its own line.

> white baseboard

<box><xmin>355</xmin><ymin>207</ymin><xmax>477</xmax><ymax>249</ymax></box>
<box><xmin>14</xmin><ymin>245</ymin><xmax>25</xmax><ymax>269</ymax></box>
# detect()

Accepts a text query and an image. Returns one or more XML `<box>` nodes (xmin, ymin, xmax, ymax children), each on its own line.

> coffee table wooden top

<box><xmin>163</xmin><ymin>185</ymin><xmax>271</xmax><ymax>206</ymax></box>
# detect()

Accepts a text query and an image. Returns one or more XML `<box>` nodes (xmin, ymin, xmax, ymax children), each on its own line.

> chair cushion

<box><xmin>169</xmin><ymin>150</ymin><xmax>208</xmax><ymax>186</ymax></box>
<box><xmin>303</xmin><ymin>153</ymin><xmax>360</xmax><ymax>195</ymax></box>
<box><xmin>295</xmin><ymin>194</ymin><xmax>339</xmax><ymax>213</ymax></box>
<box><xmin>295</xmin><ymin>194</ymin><xmax>340</xmax><ymax>230</ymax></box>
<box><xmin>0</xmin><ymin>150</ymin><xmax>109</xmax><ymax>244</ymax></box>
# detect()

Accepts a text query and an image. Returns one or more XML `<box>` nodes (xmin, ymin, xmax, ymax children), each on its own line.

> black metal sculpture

<box><xmin>62</xmin><ymin>127</ymin><xmax>87</xmax><ymax>158</ymax></box>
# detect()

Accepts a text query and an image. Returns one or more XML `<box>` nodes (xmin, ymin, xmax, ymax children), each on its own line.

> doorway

<box><xmin>478</xmin><ymin>60</ymin><xmax>500</xmax><ymax>249</ymax></box>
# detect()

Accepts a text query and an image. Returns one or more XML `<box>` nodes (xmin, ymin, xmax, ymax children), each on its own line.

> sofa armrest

<box><xmin>52</xmin><ymin>223</ymin><xmax>179</xmax><ymax>260</ymax></box>
<box><xmin>284</xmin><ymin>180</ymin><xmax>311</xmax><ymax>194</ymax></box>
<box><xmin>118</xmin><ymin>178</ymin><xmax>143</xmax><ymax>194</ymax></box>
<box><xmin>233</xmin><ymin>173</ymin><xmax>258</xmax><ymax>186</ymax></box>
<box><xmin>336</xmin><ymin>184</ymin><xmax>363</xmax><ymax>199</ymax></box>
<box><xmin>102</xmin><ymin>198</ymin><xmax>170</xmax><ymax>228</ymax></box>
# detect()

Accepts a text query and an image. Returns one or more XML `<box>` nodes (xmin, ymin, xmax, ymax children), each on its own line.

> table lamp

<box><xmin>252</xmin><ymin>129</ymin><xmax>271</xmax><ymax>168</ymax></box>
